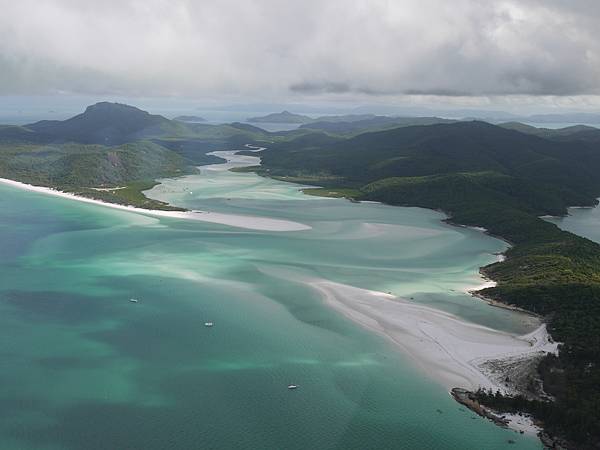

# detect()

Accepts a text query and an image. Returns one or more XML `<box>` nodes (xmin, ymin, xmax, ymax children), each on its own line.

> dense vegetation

<box><xmin>25</xmin><ymin>102</ymin><xmax>192</xmax><ymax>145</ymax></box>
<box><xmin>256</xmin><ymin>121</ymin><xmax>600</xmax><ymax>448</ymax></box>
<box><xmin>300</xmin><ymin>115</ymin><xmax>457</xmax><ymax>136</ymax></box>
<box><xmin>0</xmin><ymin>141</ymin><xmax>194</xmax><ymax>210</ymax></box>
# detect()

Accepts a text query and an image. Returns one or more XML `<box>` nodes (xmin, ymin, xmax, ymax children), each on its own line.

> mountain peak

<box><xmin>27</xmin><ymin>102</ymin><xmax>172</xmax><ymax>145</ymax></box>
<box><xmin>83</xmin><ymin>102</ymin><xmax>150</xmax><ymax>115</ymax></box>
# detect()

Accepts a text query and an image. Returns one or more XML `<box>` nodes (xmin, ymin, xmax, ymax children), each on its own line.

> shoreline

<box><xmin>246</xmin><ymin>158</ymin><xmax>556</xmax><ymax>394</ymax></box>
<box><xmin>456</xmin><ymin>226</ymin><xmax>543</xmax><ymax>319</ymax></box>
<box><xmin>244</xmin><ymin>163</ymin><xmax>557</xmax><ymax>408</ymax></box>
<box><xmin>247</xmin><ymin>151</ymin><xmax>566</xmax><ymax>444</ymax></box>
<box><xmin>468</xmin><ymin>266</ymin><xmax>543</xmax><ymax>320</ymax></box>
<box><xmin>0</xmin><ymin>177</ymin><xmax>311</xmax><ymax>232</ymax></box>
<box><xmin>452</xmin><ymin>389</ymin><xmax>542</xmax><ymax>437</ymax></box>
<box><xmin>179</xmin><ymin>150</ymin><xmax>556</xmax><ymax>400</ymax></box>
<box><xmin>470</xmin><ymin>289</ymin><xmax>544</xmax><ymax>319</ymax></box>
<box><xmin>307</xmin><ymin>280</ymin><xmax>558</xmax><ymax>396</ymax></box>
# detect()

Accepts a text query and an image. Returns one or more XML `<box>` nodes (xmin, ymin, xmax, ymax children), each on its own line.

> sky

<box><xmin>1</xmin><ymin>0</ymin><xmax>600</xmax><ymax>115</ymax></box>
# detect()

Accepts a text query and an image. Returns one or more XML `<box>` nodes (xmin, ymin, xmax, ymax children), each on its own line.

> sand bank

<box><xmin>309</xmin><ymin>280</ymin><xmax>557</xmax><ymax>394</ymax></box>
<box><xmin>0</xmin><ymin>177</ymin><xmax>311</xmax><ymax>232</ymax></box>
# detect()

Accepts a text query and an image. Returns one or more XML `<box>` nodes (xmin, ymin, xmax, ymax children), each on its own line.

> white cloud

<box><xmin>0</xmin><ymin>0</ymin><xmax>599</xmax><ymax>104</ymax></box>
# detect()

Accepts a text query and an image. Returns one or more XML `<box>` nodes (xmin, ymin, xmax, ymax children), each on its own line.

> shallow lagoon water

<box><xmin>0</xmin><ymin>151</ymin><xmax>542</xmax><ymax>449</ymax></box>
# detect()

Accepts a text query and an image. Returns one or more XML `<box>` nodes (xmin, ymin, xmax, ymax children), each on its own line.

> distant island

<box><xmin>300</xmin><ymin>115</ymin><xmax>457</xmax><ymax>135</ymax></box>
<box><xmin>247</xmin><ymin>110</ymin><xmax>312</xmax><ymax>124</ymax></box>
<box><xmin>517</xmin><ymin>112</ymin><xmax>600</xmax><ymax>124</ymax></box>
<box><xmin>246</xmin><ymin>108</ymin><xmax>600</xmax><ymax>128</ymax></box>
<box><xmin>173</xmin><ymin>115</ymin><xmax>207</xmax><ymax>123</ymax></box>
<box><xmin>246</xmin><ymin>111</ymin><xmax>458</xmax><ymax>134</ymax></box>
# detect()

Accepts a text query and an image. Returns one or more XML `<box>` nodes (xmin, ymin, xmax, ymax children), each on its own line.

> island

<box><xmin>0</xmin><ymin>103</ymin><xmax>276</xmax><ymax>210</ymax></box>
<box><xmin>247</xmin><ymin>110</ymin><xmax>313</xmax><ymax>124</ymax></box>
<box><xmin>173</xmin><ymin>115</ymin><xmax>207</xmax><ymax>123</ymax></box>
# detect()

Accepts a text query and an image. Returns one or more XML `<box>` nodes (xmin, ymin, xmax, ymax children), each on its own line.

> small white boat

<box><xmin>129</xmin><ymin>298</ymin><xmax>139</xmax><ymax>303</ymax></box>
<box><xmin>204</xmin><ymin>322</ymin><xmax>214</xmax><ymax>327</ymax></box>
<box><xmin>287</xmin><ymin>384</ymin><xmax>298</xmax><ymax>390</ymax></box>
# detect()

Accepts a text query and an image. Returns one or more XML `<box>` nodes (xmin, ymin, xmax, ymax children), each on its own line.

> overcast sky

<box><xmin>1</xmin><ymin>0</ymin><xmax>600</xmax><ymax>111</ymax></box>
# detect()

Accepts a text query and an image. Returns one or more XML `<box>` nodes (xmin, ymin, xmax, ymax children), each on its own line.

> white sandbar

<box><xmin>0</xmin><ymin>177</ymin><xmax>311</xmax><ymax>232</ymax></box>
<box><xmin>310</xmin><ymin>280</ymin><xmax>557</xmax><ymax>393</ymax></box>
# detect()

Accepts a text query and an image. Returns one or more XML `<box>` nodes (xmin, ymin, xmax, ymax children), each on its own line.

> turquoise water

<box><xmin>545</xmin><ymin>202</ymin><xmax>600</xmax><ymax>244</ymax></box>
<box><xmin>0</xmin><ymin>152</ymin><xmax>541</xmax><ymax>449</ymax></box>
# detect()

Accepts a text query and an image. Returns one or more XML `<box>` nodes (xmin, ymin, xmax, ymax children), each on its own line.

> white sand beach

<box><xmin>465</xmin><ymin>279</ymin><xmax>498</xmax><ymax>292</ymax></box>
<box><xmin>0</xmin><ymin>177</ymin><xmax>311</xmax><ymax>232</ymax></box>
<box><xmin>309</xmin><ymin>280</ymin><xmax>557</xmax><ymax>394</ymax></box>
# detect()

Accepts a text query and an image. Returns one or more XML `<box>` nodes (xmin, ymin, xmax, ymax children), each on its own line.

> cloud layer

<box><xmin>0</xmin><ymin>0</ymin><xmax>599</xmax><ymax>100</ymax></box>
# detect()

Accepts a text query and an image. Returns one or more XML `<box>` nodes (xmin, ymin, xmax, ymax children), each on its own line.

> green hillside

<box><xmin>0</xmin><ymin>103</ymin><xmax>282</xmax><ymax>209</ymax></box>
<box><xmin>0</xmin><ymin>140</ymin><xmax>195</xmax><ymax>210</ymax></box>
<box><xmin>26</xmin><ymin>102</ymin><xmax>191</xmax><ymax>145</ymax></box>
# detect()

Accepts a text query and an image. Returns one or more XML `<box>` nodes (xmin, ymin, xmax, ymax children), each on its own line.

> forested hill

<box><xmin>247</xmin><ymin>110</ymin><xmax>312</xmax><ymax>124</ymax></box>
<box><xmin>260</xmin><ymin>121</ymin><xmax>600</xmax><ymax>213</ymax></box>
<box><xmin>2</xmin><ymin>102</ymin><xmax>280</xmax><ymax>147</ymax></box>
<box><xmin>499</xmin><ymin>122</ymin><xmax>600</xmax><ymax>143</ymax></box>
<box><xmin>257</xmin><ymin>121</ymin><xmax>600</xmax><ymax>448</ymax></box>
<box><xmin>299</xmin><ymin>116</ymin><xmax>456</xmax><ymax>136</ymax></box>
<box><xmin>0</xmin><ymin>103</ymin><xmax>275</xmax><ymax>209</ymax></box>
<box><xmin>24</xmin><ymin>102</ymin><xmax>191</xmax><ymax>145</ymax></box>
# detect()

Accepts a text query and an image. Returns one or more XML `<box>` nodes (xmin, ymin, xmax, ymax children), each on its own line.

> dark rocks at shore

<box><xmin>452</xmin><ymin>388</ymin><xmax>576</xmax><ymax>450</ymax></box>
<box><xmin>451</xmin><ymin>388</ymin><xmax>510</xmax><ymax>428</ymax></box>
<box><xmin>539</xmin><ymin>432</ymin><xmax>570</xmax><ymax>450</ymax></box>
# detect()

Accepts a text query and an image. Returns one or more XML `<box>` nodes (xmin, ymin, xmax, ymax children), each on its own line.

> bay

<box><xmin>0</xmin><ymin>151</ymin><xmax>541</xmax><ymax>449</ymax></box>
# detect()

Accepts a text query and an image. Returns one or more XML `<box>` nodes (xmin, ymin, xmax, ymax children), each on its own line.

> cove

<box><xmin>545</xmin><ymin>201</ymin><xmax>600</xmax><ymax>244</ymax></box>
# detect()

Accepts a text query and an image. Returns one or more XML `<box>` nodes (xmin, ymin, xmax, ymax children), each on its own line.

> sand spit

<box><xmin>0</xmin><ymin>177</ymin><xmax>311</xmax><ymax>232</ymax></box>
<box><xmin>309</xmin><ymin>280</ymin><xmax>557</xmax><ymax>394</ymax></box>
